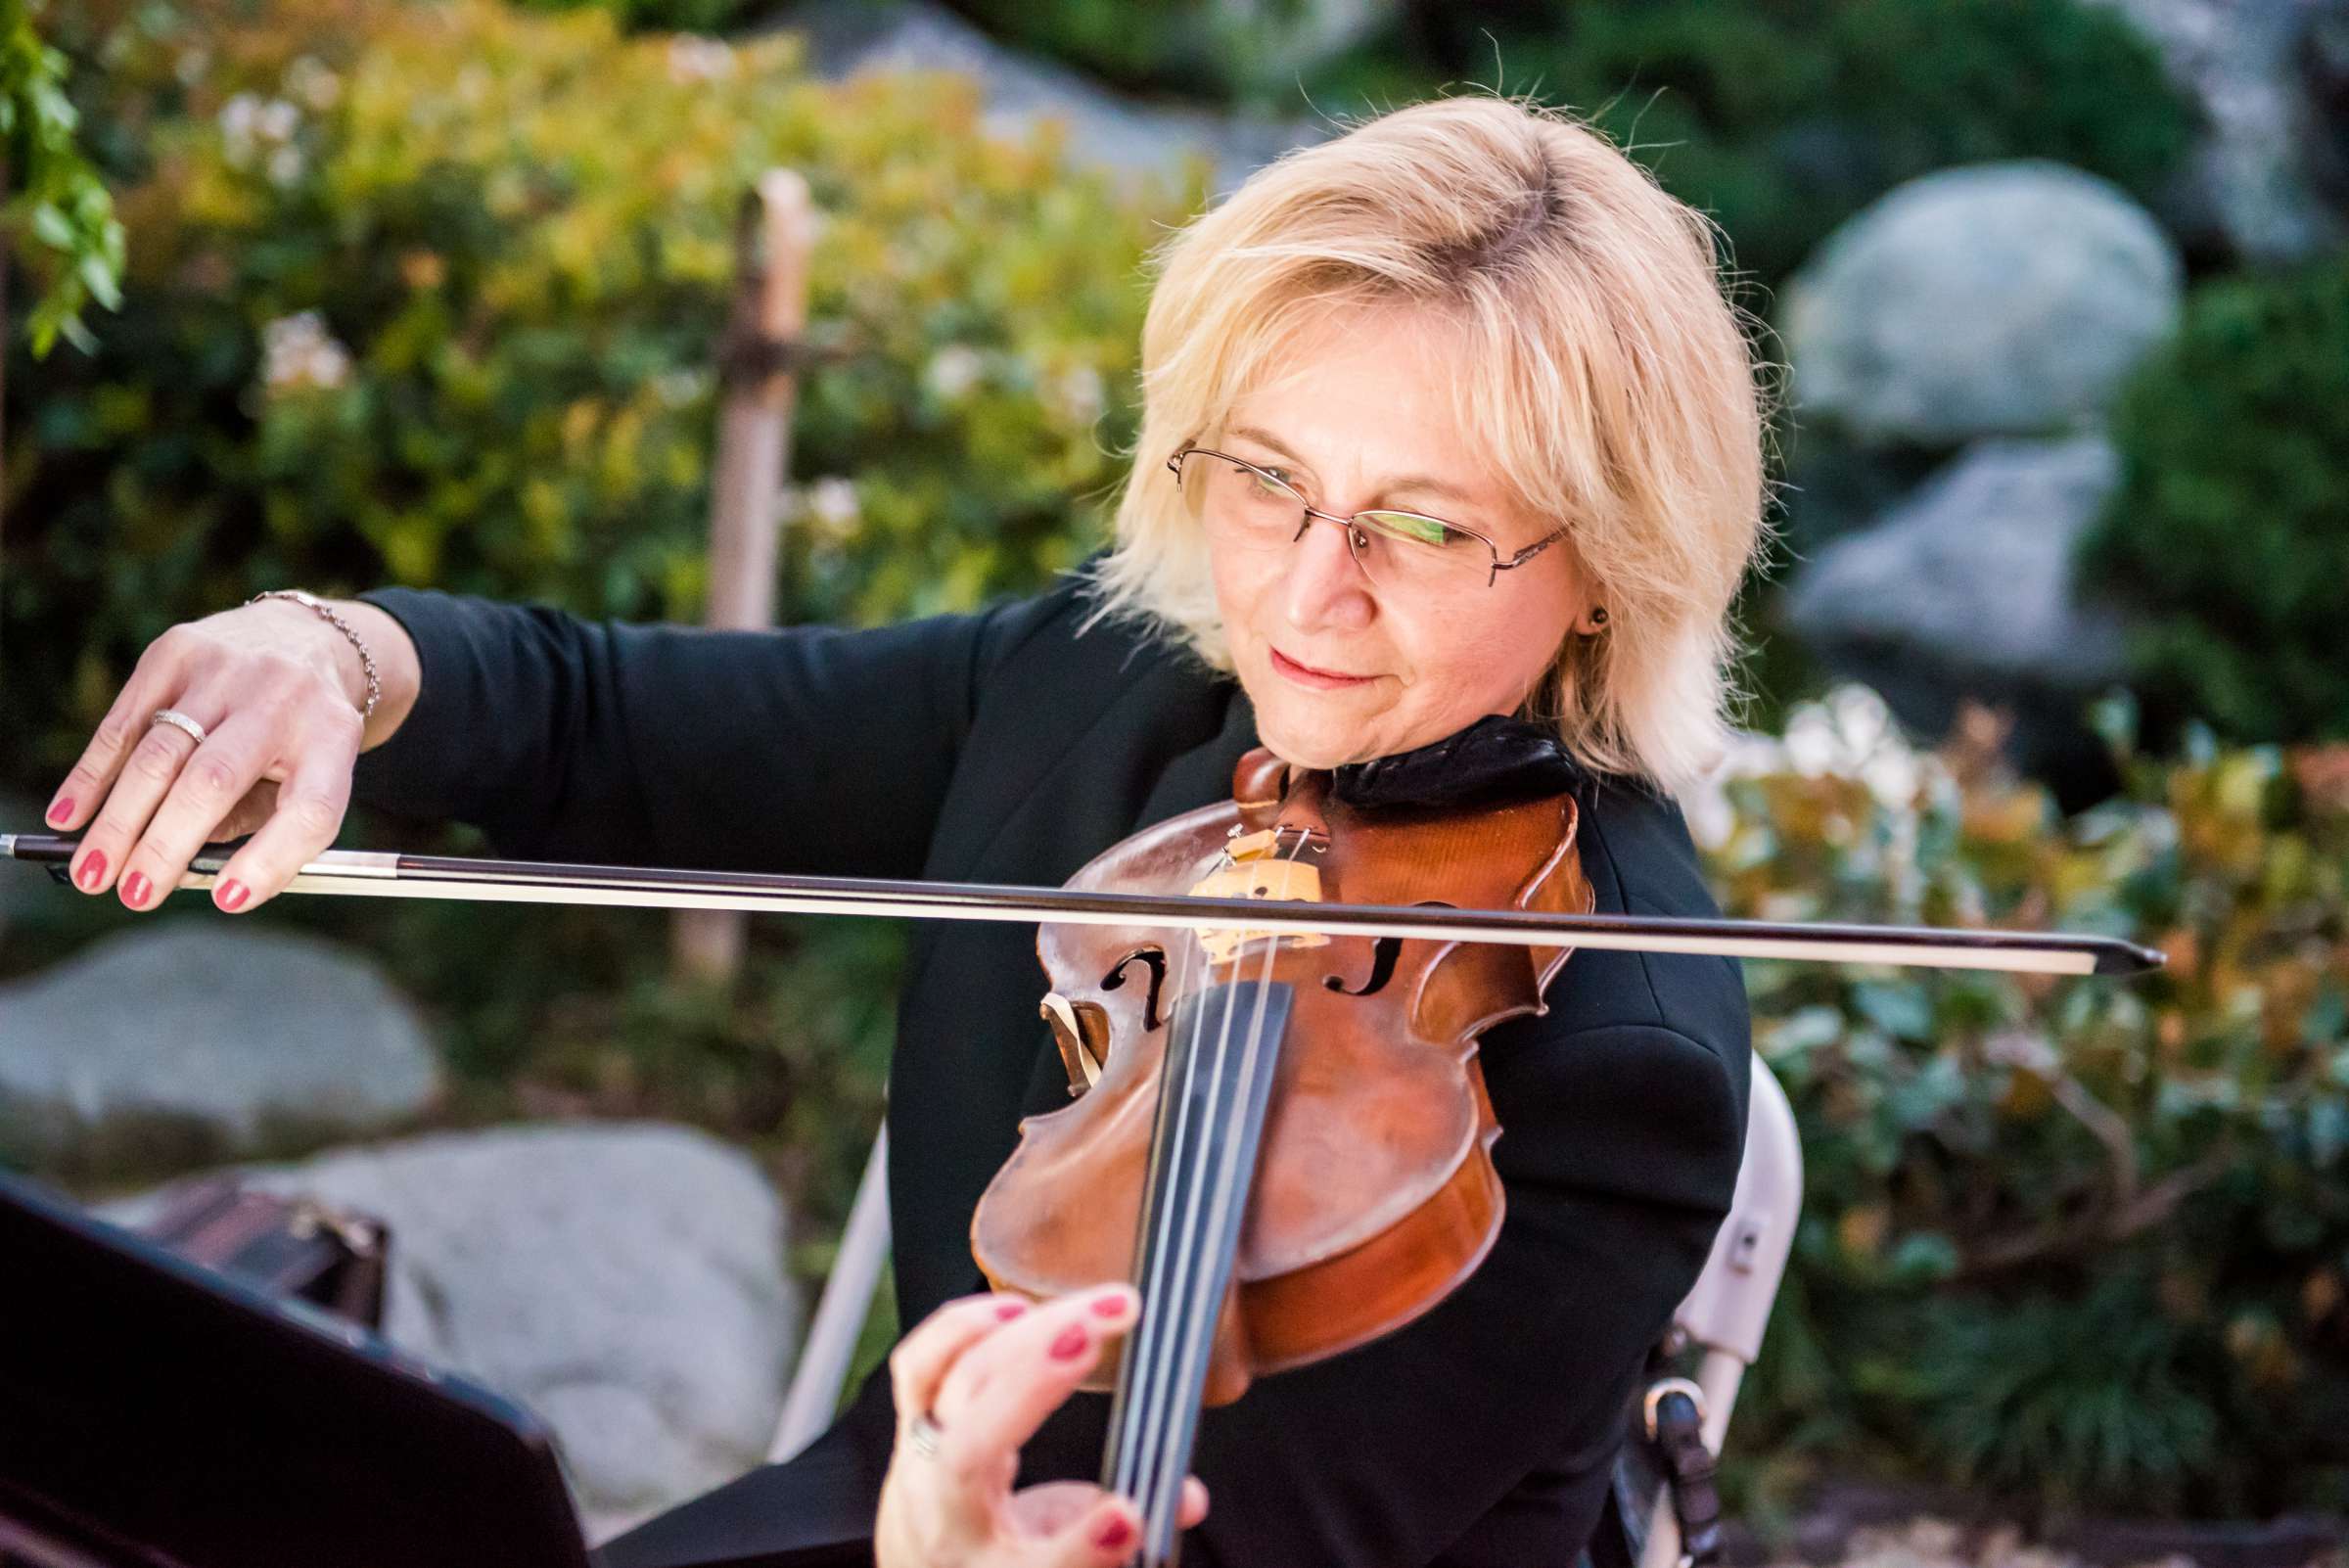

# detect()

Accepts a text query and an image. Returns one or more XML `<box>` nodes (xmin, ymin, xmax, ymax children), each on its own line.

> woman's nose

<box><xmin>1282</xmin><ymin>513</ymin><xmax>1374</xmax><ymax>630</ymax></box>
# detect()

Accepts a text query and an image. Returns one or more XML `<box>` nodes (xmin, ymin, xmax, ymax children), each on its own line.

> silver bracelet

<box><xmin>246</xmin><ymin>588</ymin><xmax>381</xmax><ymax>721</ymax></box>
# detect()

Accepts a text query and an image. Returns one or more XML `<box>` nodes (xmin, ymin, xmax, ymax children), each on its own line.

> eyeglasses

<box><xmin>1166</xmin><ymin>444</ymin><xmax>1566</xmax><ymax>594</ymax></box>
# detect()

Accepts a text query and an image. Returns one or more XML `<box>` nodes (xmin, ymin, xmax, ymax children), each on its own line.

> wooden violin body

<box><xmin>970</xmin><ymin>745</ymin><xmax>1594</xmax><ymax>1407</ymax></box>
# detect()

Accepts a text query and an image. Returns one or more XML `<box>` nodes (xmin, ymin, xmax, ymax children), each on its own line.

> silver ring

<box><xmin>150</xmin><ymin>709</ymin><xmax>209</xmax><ymax>746</ymax></box>
<box><xmin>907</xmin><ymin>1410</ymin><xmax>944</xmax><ymax>1460</ymax></box>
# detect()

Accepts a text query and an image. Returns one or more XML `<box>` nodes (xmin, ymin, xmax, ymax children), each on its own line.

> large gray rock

<box><xmin>1782</xmin><ymin>163</ymin><xmax>2185</xmax><ymax>445</ymax></box>
<box><xmin>1785</xmin><ymin>436</ymin><xmax>2135</xmax><ymax>787</ymax></box>
<box><xmin>110</xmin><ymin>1122</ymin><xmax>801</xmax><ymax>1542</ymax></box>
<box><xmin>771</xmin><ymin>0</ymin><xmax>1324</xmax><ymax>196</ymax></box>
<box><xmin>0</xmin><ymin>923</ymin><xmax>439</xmax><ymax>1168</ymax></box>
<box><xmin>2079</xmin><ymin>0</ymin><xmax>2349</xmax><ymax>266</ymax></box>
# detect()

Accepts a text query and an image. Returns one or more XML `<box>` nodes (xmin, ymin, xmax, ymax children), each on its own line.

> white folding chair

<box><xmin>1637</xmin><ymin>1055</ymin><xmax>1802</xmax><ymax>1568</ymax></box>
<box><xmin>770</xmin><ymin>1053</ymin><xmax>1804</xmax><ymax>1560</ymax></box>
<box><xmin>771</xmin><ymin>1124</ymin><xmax>894</xmax><ymax>1462</ymax></box>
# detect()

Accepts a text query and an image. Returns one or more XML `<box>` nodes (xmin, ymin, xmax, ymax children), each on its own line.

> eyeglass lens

<box><xmin>1175</xmin><ymin>450</ymin><xmax>1495</xmax><ymax>591</ymax></box>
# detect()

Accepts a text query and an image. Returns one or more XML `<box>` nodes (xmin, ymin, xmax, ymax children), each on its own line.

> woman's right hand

<box><xmin>40</xmin><ymin>595</ymin><xmax>417</xmax><ymax>917</ymax></box>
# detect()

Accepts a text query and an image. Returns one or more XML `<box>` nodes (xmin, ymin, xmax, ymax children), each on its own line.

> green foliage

<box><xmin>1907</xmin><ymin>1274</ymin><xmax>2222</xmax><ymax>1506</ymax></box>
<box><xmin>936</xmin><ymin>0</ymin><xmax>1314</xmax><ymax>102</ymax></box>
<box><xmin>1298</xmin><ymin>0</ymin><xmax>2196</xmax><ymax>287</ymax></box>
<box><xmin>2077</xmin><ymin>258</ymin><xmax>2349</xmax><ymax>748</ymax></box>
<box><xmin>1690</xmin><ymin>687</ymin><xmax>2349</xmax><ymax>1516</ymax></box>
<box><xmin>0</xmin><ymin>0</ymin><xmax>125</xmax><ymax>354</ymax></box>
<box><xmin>506</xmin><ymin>0</ymin><xmax>764</xmax><ymax>39</ymax></box>
<box><xmin>5</xmin><ymin>0</ymin><xmax>1199</xmax><ymax>781</ymax></box>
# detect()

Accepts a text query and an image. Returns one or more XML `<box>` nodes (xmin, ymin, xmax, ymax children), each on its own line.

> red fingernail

<box><xmin>217</xmin><ymin>880</ymin><xmax>250</xmax><ymax>912</ymax></box>
<box><xmin>47</xmin><ymin>797</ymin><xmax>73</xmax><ymax>826</ymax></box>
<box><xmin>75</xmin><ymin>850</ymin><xmax>108</xmax><ymax>892</ymax></box>
<box><xmin>121</xmin><ymin>871</ymin><xmax>151</xmax><ymax>907</ymax></box>
<box><xmin>994</xmin><ymin>1302</ymin><xmax>1028</xmax><ymax>1321</ymax></box>
<box><xmin>1095</xmin><ymin>1515</ymin><xmax>1134</xmax><ymax>1551</ymax></box>
<box><xmin>1050</xmin><ymin>1325</ymin><xmax>1089</xmax><ymax>1361</ymax></box>
<box><xmin>1090</xmin><ymin>1292</ymin><xmax>1132</xmax><ymax>1318</ymax></box>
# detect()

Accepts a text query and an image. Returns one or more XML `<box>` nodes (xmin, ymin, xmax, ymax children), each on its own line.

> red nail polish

<box><xmin>75</xmin><ymin>850</ymin><xmax>107</xmax><ymax>892</ymax></box>
<box><xmin>47</xmin><ymin>797</ymin><xmax>73</xmax><ymax>826</ymax></box>
<box><xmin>1095</xmin><ymin>1515</ymin><xmax>1134</xmax><ymax>1551</ymax></box>
<box><xmin>121</xmin><ymin>871</ymin><xmax>151</xmax><ymax>907</ymax></box>
<box><xmin>218</xmin><ymin>880</ymin><xmax>250</xmax><ymax>912</ymax></box>
<box><xmin>1090</xmin><ymin>1292</ymin><xmax>1132</xmax><ymax>1318</ymax></box>
<box><xmin>993</xmin><ymin>1301</ymin><xmax>1027</xmax><ymax>1321</ymax></box>
<box><xmin>1049</xmin><ymin>1325</ymin><xmax>1089</xmax><ymax>1361</ymax></box>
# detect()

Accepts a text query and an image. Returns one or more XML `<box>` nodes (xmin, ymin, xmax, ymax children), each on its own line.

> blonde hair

<box><xmin>1081</xmin><ymin>92</ymin><xmax>1780</xmax><ymax>798</ymax></box>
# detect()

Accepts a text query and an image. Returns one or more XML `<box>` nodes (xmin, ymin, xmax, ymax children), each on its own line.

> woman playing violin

<box><xmin>41</xmin><ymin>93</ymin><xmax>1771</xmax><ymax>1566</ymax></box>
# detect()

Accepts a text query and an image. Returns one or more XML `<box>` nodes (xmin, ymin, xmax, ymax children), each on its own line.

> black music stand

<box><xmin>0</xmin><ymin>1168</ymin><xmax>594</xmax><ymax>1568</ymax></box>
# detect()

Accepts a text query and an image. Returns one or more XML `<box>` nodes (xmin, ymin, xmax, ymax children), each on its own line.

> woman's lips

<box><xmin>1270</xmin><ymin>646</ymin><xmax>1375</xmax><ymax>689</ymax></box>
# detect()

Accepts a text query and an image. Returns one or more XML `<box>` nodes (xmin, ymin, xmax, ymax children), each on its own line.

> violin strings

<box><xmin>1127</xmin><ymin>828</ymin><xmax>1309</xmax><ymax>1561</ymax></box>
<box><xmin>1145</xmin><ymin>867</ymin><xmax>1288</xmax><ymax>1558</ymax></box>
<box><xmin>1110</xmin><ymin>835</ymin><xmax>1225</xmax><ymax>1513</ymax></box>
<box><xmin>1109</xmin><ymin>828</ymin><xmax>1259</xmax><ymax>1544</ymax></box>
<box><xmin>1118</xmin><ymin>840</ymin><xmax>1249</xmax><ymax>1540</ymax></box>
<box><xmin>1120</xmin><ymin>833</ymin><xmax>1247</xmax><ymax>1558</ymax></box>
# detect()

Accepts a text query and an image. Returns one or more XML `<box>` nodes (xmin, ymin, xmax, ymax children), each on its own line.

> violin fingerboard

<box><xmin>1102</xmin><ymin>977</ymin><xmax>1294</xmax><ymax>1567</ymax></box>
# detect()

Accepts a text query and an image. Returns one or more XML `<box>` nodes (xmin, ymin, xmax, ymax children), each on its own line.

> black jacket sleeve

<box><xmin>347</xmin><ymin>587</ymin><xmax>1029</xmax><ymax>877</ymax></box>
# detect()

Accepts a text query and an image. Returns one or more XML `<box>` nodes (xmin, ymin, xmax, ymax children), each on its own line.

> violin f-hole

<box><xmin>1102</xmin><ymin>947</ymin><xmax>1170</xmax><ymax>1031</ymax></box>
<box><xmin>1323</xmin><ymin>903</ymin><xmax>1452</xmax><ymax>997</ymax></box>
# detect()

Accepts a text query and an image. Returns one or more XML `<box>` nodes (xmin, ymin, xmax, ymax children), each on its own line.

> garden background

<box><xmin>2</xmin><ymin>0</ymin><xmax>2345</xmax><ymax>1555</ymax></box>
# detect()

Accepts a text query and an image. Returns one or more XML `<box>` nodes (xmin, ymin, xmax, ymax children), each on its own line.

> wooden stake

<box><xmin>673</xmin><ymin>170</ymin><xmax>814</xmax><ymax>985</ymax></box>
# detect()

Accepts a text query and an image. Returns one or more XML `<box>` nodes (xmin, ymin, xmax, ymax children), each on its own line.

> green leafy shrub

<box><xmin>2076</xmin><ymin>258</ymin><xmax>2349</xmax><ymax>749</ymax></box>
<box><xmin>5</xmin><ymin>0</ymin><xmax>1198</xmax><ymax>782</ymax></box>
<box><xmin>0</xmin><ymin>0</ymin><xmax>125</xmax><ymax>354</ymax></box>
<box><xmin>1298</xmin><ymin>0</ymin><xmax>2197</xmax><ymax>287</ymax></box>
<box><xmin>506</xmin><ymin>0</ymin><xmax>765</xmax><ymax>39</ymax></box>
<box><xmin>1685</xmin><ymin>688</ymin><xmax>2349</xmax><ymax>1516</ymax></box>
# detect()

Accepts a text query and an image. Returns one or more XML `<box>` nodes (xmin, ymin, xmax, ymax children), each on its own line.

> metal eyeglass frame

<box><xmin>1167</xmin><ymin>443</ymin><xmax>1567</xmax><ymax>588</ymax></box>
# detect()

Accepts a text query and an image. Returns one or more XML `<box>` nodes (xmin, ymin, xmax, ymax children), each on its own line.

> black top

<box><xmin>350</xmin><ymin>571</ymin><xmax>1752</xmax><ymax>1568</ymax></box>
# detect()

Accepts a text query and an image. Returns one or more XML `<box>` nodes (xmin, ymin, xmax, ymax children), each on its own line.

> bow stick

<box><xmin>1</xmin><ymin>831</ymin><xmax>2164</xmax><ymax>978</ymax></box>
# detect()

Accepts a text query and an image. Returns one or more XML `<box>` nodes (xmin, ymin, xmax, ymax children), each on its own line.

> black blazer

<box><xmin>350</xmin><ymin>571</ymin><xmax>1752</xmax><ymax>1568</ymax></box>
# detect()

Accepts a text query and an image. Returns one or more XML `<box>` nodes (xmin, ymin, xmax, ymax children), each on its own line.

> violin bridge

<box><xmin>1188</xmin><ymin>845</ymin><xmax>1328</xmax><ymax>965</ymax></box>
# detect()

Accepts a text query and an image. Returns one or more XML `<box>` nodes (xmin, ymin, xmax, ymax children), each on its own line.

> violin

<box><xmin>971</xmin><ymin>727</ymin><xmax>1591</xmax><ymax>1563</ymax></box>
<box><xmin>1</xmin><ymin>719</ymin><xmax>2161</xmax><ymax>1568</ymax></box>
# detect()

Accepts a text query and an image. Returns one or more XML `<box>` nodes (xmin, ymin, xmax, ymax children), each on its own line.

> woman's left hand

<box><xmin>874</xmin><ymin>1283</ymin><xmax>1209</xmax><ymax>1568</ymax></box>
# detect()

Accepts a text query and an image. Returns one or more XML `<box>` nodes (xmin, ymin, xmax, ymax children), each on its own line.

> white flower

<box><xmin>655</xmin><ymin>368</ymin><xmax>711</xmax><ymax>408</ymax></box>
<box><xmin>804</xmin><ymin>477</ymin><xmax>861</xmax><ymax>539</ymax></box>
<box><xmin>1048</xmin><ymin>363</ymin><xmax>1105</xmax><ymax>427</ymax></box>
<box><xmin>261</xmin><ymin>310</ymin><xmax>353</xmax><ymax>392</ymax></box>
<box><xmin>266</xmin><ymin>145</ymin><xmax>306</xmax><ymax>187</ymax></box>
<box><xmin>1825</xmin><ymin>683</ymin><xmax>1892</xmax><ymax>759</ymax></box>
<box><xmin>285</xmin><ymin>56</ymin><xmax>342</xmax><ymax>112</ymax></box>
<box><xmin>221</xmin><ymin>93</ymin><xmax>301</xmax><ymax>172</ymax></box>
<box><xmin>924</xmin><ymin>345</ymin><xmax>985</xmax><ymax>401</ymax></box>
<box><xmin>1860</xmin><ymin>748</ymin><xmax>1921</xmax><ymax>811</ymax></box>
<box><xmin>219</xmin><ymin>92</ymin><xmax>262</xmax><ymax>142</ymax></box>
<box><xmin>1782</xmin><ymin>705</ymin><xmax>1838</xmax><ymax>777</ymax></box>
<box><xmin>668</xmin><ymin>36</ymin><xmax>736</xmax><ymax>83</ymax></box>
<box><xmin>218</xmin><ymin>92</ymin><xmax>262</xmax><ymax>166</ymax></box>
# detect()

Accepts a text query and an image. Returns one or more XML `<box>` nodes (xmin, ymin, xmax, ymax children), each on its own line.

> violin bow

<box><xmin>1</xmin><ymin>832</ymin><xmax>2164</xmax><ymax>978</ymax></box>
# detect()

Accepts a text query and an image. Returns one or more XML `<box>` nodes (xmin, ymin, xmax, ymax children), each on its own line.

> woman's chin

<box><xmin>1253</xmin><ymin>709</ymin><xmax>1381</xmax><ymax>771</ymax></box>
